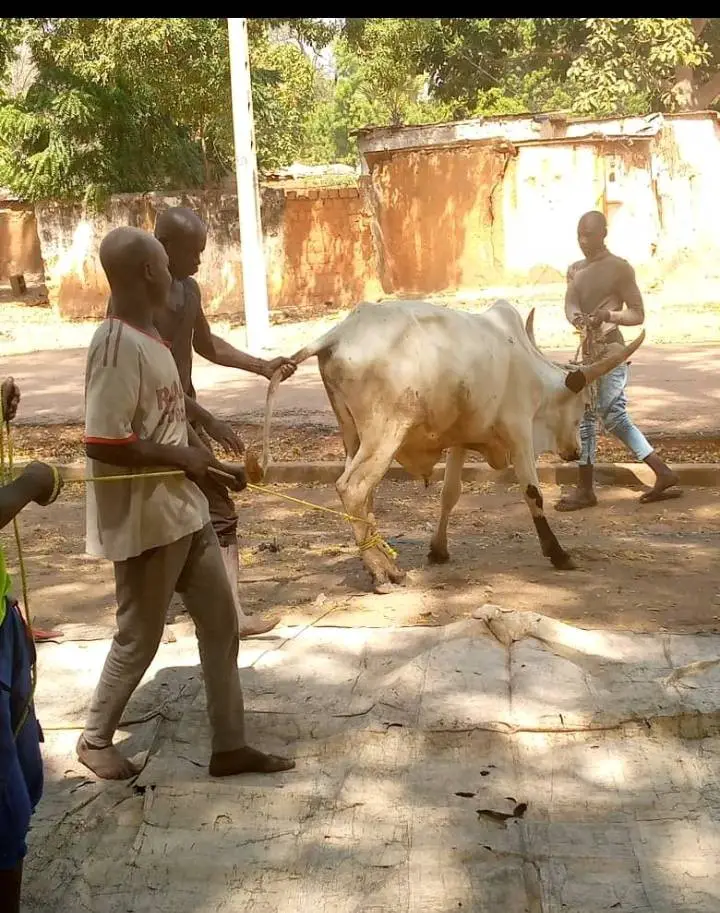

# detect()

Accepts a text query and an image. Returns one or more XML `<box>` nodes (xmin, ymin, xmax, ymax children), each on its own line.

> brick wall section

<box><xmin>277</xmin><ymin>187</ymin><xmax>382</xmax><ymax>316</ymax></box>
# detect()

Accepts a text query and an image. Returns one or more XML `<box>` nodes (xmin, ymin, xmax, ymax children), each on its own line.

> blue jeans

<box><xmin>580</xmin><ymin>364</ymin><xmax>653</xmax><ymax>466</ymax></box>
<box><xmin>0</xmin><ymin>599</ymin><xmax>43</xmax><ymax>870</ymax></box>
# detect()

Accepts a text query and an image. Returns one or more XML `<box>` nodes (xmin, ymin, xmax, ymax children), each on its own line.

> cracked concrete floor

<box><xmin>23</xmin><ymin>607</ymin><xmax>720</xmax><ymax>912</ymax></box>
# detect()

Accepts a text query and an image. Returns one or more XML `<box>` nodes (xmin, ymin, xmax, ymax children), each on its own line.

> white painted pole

<box><xmin>227</xmin><ymin>17</ymin><xmax>270</xmax><ymax>353</ymax></box>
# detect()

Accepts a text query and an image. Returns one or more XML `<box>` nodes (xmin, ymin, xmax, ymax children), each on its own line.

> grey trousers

<box><xmin>83</xmin><ymin>523</ymin><xmax>245</xmax><ymax>754</ymax></box>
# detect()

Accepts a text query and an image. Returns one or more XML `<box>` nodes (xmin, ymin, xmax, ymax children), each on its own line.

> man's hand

<box><xmin>177</xmin><ymin>445</ymin><xmax>213</xmax><ymax>483</ymax></box>
<box><xmin>204</xmin><ymin>417</ymin><xmax>245</xmax><ymax>457</ymax></box>
<box><xmin>261</xmin><ymin>357</ymin><xmax>297</xmax><ymax>382</ymax></box>
<box><xmin>1</xmin><ymin>377</ymin><xmax>20</xmax><ymax>422</ymax></box>
<box><xmin>22</xmin><ymin>461</ymin><xmax>62</xmax><ymax>506</ymax></box>
<box><xmin>588</xmin><ymin>307</ymin><xmax>614</xmax><ymax>329</ymax></box>
<box><xmin>571</xmin><ymin>314</ymin><xmax>587</xmax><ymax>330</ymax></box>
<box><xmin>211</xmin><ymin>461</ymin><xmax>247</xmax><ymax>493</ymax></box>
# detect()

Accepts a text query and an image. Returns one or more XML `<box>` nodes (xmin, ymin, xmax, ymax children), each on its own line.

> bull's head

<box><xmin>525</xmin><ymin>308</ymin><xmax>646</xmax><ymax>462</ymax></box>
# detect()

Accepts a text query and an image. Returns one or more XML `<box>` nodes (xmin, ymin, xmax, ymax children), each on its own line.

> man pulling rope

<box><xmin>0</xmin><ymin>377</ymin><xmax>63</xmax><ymax>913</ymax></box>
<box><xmin>77</xmin><ymin>225</ymin><xmax>295</xmax><ymax>781</ymax></box>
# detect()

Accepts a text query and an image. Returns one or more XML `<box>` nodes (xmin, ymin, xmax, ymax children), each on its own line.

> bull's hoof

<box><xmin>374</xmin><ymin>580</ymin><xmax>401</xmax><ymax>595</ymax></box>
<box><xmin>372</xmin><ymin>565</ymin><xmax>406</xmax><ymax>593</ymax></box>
<box><xmin>427</xmin><ymin>547</ymin><xmax>450</xmax><ymax>565</ymax></box>
<box><xmin>551</xmin><ymin>551</ymin><xmax>576</xmax><ymax>571</ymax></box>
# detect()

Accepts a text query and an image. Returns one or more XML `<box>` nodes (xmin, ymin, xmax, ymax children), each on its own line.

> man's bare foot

<box><xmin>639</xmin><ymin>471</ymin><xmax>682</xmax><ymax>504</ymax></box>
<box><xmin>209</xmin><ymin>746</ymin><xmax>295</xmax><ymax>777</ymax></box>
<box><xmin>76</xmin><ymin>736</ymin><xmax>141</xmax><ymax>780</ymax></box>
<box><xmin>555</xmin><ymin>488</ymin><xmax>598</xmax><ymax>512</ymax></box>
<box><xmin>238</xmin><ymin>614</ymin><xmax>279</xmax><ymax>638</ymax></box>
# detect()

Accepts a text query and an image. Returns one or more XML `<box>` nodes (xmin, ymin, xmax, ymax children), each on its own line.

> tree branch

<box><xmin>695</xmin><ymin>69</ymin><xmax>720</xmax><ymax>109</ymax></box>
<box><xmin>692</xmin><ymin>19</ymin><xmax>709</xmax><ymax>40</ymax></box>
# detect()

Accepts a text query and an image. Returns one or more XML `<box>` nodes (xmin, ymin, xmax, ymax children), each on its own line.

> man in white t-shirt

<box><xmin>77</xmin><ymin>226</ymin><xmax>295</xmax><ymax>780</ymax></box>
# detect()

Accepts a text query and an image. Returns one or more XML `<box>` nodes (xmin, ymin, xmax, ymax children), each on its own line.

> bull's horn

<box><xmin>525</xmin><ymin>308</ymin><xmax>537</xmax><ymax>348</ymax></box>
<box><xmin>565</xmin><ymin>330</ymin><xmax>646</xmax><ymax>391</ymax></box>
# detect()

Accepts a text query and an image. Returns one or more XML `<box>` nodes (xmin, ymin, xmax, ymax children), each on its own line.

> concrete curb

<box><xmin>51</xmin><ymin>460</ymin><xmax>720</xmax><ymax>488</ymax></box>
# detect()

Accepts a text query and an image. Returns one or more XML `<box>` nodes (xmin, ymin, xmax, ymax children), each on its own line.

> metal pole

<box><xmin>227</xmin><ymin>17</ymin><xmax>270</xmax><ymax>353</ymax></box>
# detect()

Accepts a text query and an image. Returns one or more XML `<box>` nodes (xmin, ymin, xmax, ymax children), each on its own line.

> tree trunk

<box><xmin>672</xmin><ymin>64</ymin><xmax>697</xmax><ymax>110</ymax></box>
<box><xmin>199</xmin><ymin>127</ymin><xmax>211</xmax><ymax>187</ymax></box>
<box><xmin>670</xmin><ymin>18</ymin><xmax>716</xmax><ymax>111</ymax></box>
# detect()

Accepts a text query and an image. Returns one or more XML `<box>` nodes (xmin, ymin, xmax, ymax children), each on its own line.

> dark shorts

<box><xmin>194</xmin><ymin>426</ymin><xmax>238</xmax><ymax>547</ymax></box>
<box><xmin>0</xmin><ymin>599</ymin><xmax>43</xmax><ymax>870</ymax></box>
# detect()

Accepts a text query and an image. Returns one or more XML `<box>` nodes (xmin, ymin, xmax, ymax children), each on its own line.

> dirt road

<box><xmin>3</xmin><ymin>342</ymin><xmax>719</xmax><ymax>436</ymax></box>
<box><xmin>6</xmin><ymin>479</ymin><xmax>719</xmax><ymax>635</ymax></box>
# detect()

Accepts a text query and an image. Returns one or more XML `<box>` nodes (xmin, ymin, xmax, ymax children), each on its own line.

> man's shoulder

<box><xmin>604</xmin><ymin>251</ymin><xmax>635</xmax><ymax>274</ymax></box>
<box><xmin>567</xmin><ymin>258</ymin><xmax>587</xmax><ymax>279</ymax></box>
<box><xmin>181</xmin><ymin>277</ymin><xmax>203</xmax><ymax>308</ymax></box>
<box><xmin>88</xmin><ymin>318</ymin><xmax>158</xmax><ymax>366</ymax></box>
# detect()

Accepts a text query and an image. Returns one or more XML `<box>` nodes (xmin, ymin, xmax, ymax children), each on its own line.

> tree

<box><xmin>669</xmin><ymin>19</ymin><xmax>720</xmax><ymax>110</ymax></box>
<box><xmin>0</xmin><ymin>17</ymin><xmax>335</xmax><ymax>203</ymax></box>
<box><xmin>302</xmin><ymin>20</ymin><xmax>450</xmax><ymax>165</ymax></box>
<box><xmin>343</xmin><ymin>18</ymin><xmax>720</xmax><ymax>120</ymax></box>
<box><xmin>565</xmin><ymin>18</ymin><xmax>709</xmax><ymax>115</ymax></box>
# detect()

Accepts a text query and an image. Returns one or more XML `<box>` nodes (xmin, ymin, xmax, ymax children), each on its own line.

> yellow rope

<box><xmin>246</xmin><ymin>482</ymin><xmax>364</xmax><ymax>525</ymax></box>
<box><xmin>77</xmin><ymin>470</ymin><xmax>186</xmax><ymax>484</ymax></box>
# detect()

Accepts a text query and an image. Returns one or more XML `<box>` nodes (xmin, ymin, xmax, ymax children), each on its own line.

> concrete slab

<box><xmin>23</xmin><ymin>608</ymin><xmax>720</xmax><ymax>911</ymax></box>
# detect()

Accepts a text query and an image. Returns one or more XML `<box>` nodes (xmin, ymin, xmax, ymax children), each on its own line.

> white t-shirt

<box><xmin>84</xmin><ymin>318</ymin><xmax>210</xmax><ymax>562</ymax></box>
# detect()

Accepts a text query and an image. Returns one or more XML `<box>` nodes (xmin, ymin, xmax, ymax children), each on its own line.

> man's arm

<box><xmin>564</xmin><ymin>265</ymin><xmax>585</xmax><ymax>327</ymax></box>
<box><xmin>611</xmin><ymin>263</ymin><xmax>645</xmax><ymax>326</ymax></box>
<box><xmin>186</xmin><ymin>422</ymin><xmax>247</xmax><ymax>491</ymax></box>
<box><xmin>183</xmin><ymin>392</ymin><xmax>244</xmax><ymax>456</ymax></box>
<box><xmin>591</xmin><ymin>263</ymin><xmax>645</xmax><ymax>328</ymax></box>
<box><xmin>0</xmin><ymin>464</ymin><xmax>59</xmax><ymax>529</ymax></box>
<box><xmin>0</xmin><ymin>379</ymin><xmax>60</xmax><ymax>523</ymax></box>
<box><xmin>191</xmin><ymin>295</ymin><xmax>296</xmax><ymax>380</ymax></box>
<box><xmin>86</xmin><ymin>438</ymin><xmax>206</xmax><ymax>474</ymax></box>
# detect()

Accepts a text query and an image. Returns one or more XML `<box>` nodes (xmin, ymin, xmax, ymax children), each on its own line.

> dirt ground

<box><xmin>4</xmin><ymin>273</ymin><xmax>720</xmax><ymax>359</ymax></box>
<box><xmin>8</xmin><ymin>421</ymin><xmax>720</xmax><ymax>466</ymax></box>
<box><xmin>4</xmin><ymin>477</ymin><xmax>718</xmax><ymax>636</ymax></box>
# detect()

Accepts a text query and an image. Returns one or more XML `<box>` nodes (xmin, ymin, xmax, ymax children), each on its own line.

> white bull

<box><xmin>257</xmin><ymin>299</ymin><xmax>644</xmax><ymax>593</ymax></box>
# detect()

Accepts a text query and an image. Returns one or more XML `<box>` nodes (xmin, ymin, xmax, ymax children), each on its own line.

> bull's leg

<box><xmin>325</xmin><ymin>384</ymin><xmax>360</xmax><ymax>475</ymax></box>
<box><xmin>336</xmin><ymin>429</ymin><xmax>408</xmax><ymax>593</ymax></box>
<box><xmin>428</xmin><ymin>447</ymin><xmax>466</xmax><ymax>564</ymax></box>
<box><xmin>512</xmin><ymin>442</ymin><xmax>576</xmax><ymax>571</ymax></box>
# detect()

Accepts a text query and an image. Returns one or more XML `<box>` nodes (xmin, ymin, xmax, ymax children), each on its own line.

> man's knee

<box><xmin>601</xmin><ymin>400</ymin><xmax>631</xmax><ymax>435</ymax></box>
<box><xmin>214</xmin><ymin>523</ymin><xmax>238</xmax><ymax>548</ymax></box>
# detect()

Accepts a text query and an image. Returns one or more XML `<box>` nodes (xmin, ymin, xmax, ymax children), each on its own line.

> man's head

<box><xmin>577</xmin><ymin>210</ymin><xmax>607</xmax><ymax>259</ymax></box>
<box><xmin>154</xmin><ymin>207</ymin><xmax>207</xmax><ymax>280</ymax></box>
<box><xmin>99</xmin><ymin>227</ymin><xmax>172</xmax><ymax>312</ymax></box>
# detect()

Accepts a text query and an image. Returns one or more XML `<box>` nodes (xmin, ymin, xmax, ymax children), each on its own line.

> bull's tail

<box><xmin>246</xmin><ymin>326</ymin><xmax>340</xmax><ymax>483</ymax></box>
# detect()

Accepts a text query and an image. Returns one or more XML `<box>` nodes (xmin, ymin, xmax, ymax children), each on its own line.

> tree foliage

<box><xmin>3</xmin><ymin>18</ymin><xmax>720</xmax><ymax>204</ymax></box>
<box><xmin>343</xmin><ymin>17</ymin><xmax>720</xmax><ymax>119</ymax></box>
<box><xmin>0</xmin><ymin>17</ymin><xmax>335</xmax><ymax>203</ymax></box>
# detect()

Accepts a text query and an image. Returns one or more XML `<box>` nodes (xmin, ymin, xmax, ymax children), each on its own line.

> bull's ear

<box><xmin>565</xmin><ymin>369</ymin><xmax>586</xmax><ymax>393</ymax></box>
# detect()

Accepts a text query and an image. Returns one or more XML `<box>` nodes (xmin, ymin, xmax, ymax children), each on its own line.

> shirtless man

<box><xmin>556</xmin><ymin>211</ymin><xmax>681</xmax><ymax>511</ymax></box>
<box><xmin>109</xmin><ymin>207</ymin><xmax>296</xmax><ymax>636</ymax></box>
<box><xmin>79</xmin><ymin>226</ymin><xmax>294</xmax><ymax>780</ymax></box>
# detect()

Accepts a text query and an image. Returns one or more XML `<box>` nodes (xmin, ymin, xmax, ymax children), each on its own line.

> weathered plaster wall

<box><xmin>0</xmin><ymin>202</ymin><xmax>44</xmax><ymax>280</ymax></box>
<box><xmin>33</xmin><ymin>187</ymin><xmax>381</xmax><ymax>320</ymax></box>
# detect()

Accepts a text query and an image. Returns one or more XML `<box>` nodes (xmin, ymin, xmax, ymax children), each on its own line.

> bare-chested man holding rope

<box><xmin>556</xmin><ymin>211</ymin><xmax>681</xmax><ymax>511</ymax></box>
